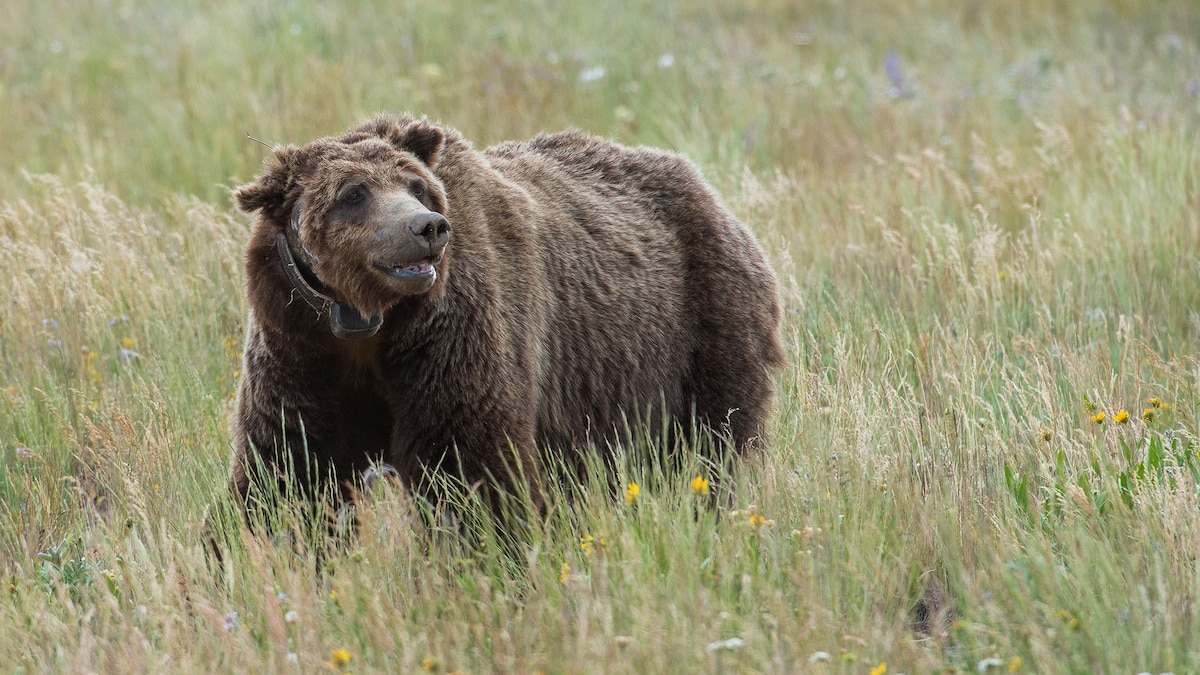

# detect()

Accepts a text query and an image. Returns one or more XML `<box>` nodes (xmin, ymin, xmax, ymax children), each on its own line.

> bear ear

<box><xmin>234</xmin><ymin>146</ymin><xmax>300</xmax><ymax>214</ymax></box>
<box><xmin>355</xmin><ymin>116</ymin><xmax>446</xmax><ymax>169</ymax></box>
<box><xmin>396</xmin><ymin>121</ymin><xmax>446</xmax><ymax>169</ymax></box>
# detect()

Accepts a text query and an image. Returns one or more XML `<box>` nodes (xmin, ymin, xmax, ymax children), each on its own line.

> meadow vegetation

<box><xmin>2</xmin><ymin>0</ymin><xmax>1199</xmax><ymax>671</ymax></box>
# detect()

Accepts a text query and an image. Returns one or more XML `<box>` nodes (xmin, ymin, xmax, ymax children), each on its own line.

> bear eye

<box><xmin>410</xmin><ymin>180</ymin><xmax>426</xmax><ymax>198</ymax></box>
<box><xmin>341</xmin><ymin>184</ymin><xmax>366</xmax><ymax>205</ymax></box>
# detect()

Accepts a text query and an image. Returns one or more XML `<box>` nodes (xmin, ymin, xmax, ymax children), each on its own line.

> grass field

<box><xmin>2</xmin><ymin>0</ymin><xmax>1199</xmax><ymax>672</ymax></box>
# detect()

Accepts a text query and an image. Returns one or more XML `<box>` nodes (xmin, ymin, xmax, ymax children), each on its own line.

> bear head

<box><xmin>235</xmin><ymin>116</ymin><xmax>451</xmax><ymax>330</ymax></box>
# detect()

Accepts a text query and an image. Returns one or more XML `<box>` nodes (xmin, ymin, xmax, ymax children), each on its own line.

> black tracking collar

<box><xmin>275</xmin><ymin>232</ymin><xmax>382</xmax><ymax>340</ymax></box>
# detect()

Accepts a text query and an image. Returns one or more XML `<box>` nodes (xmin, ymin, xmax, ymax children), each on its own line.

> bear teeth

<box><xmin>385</xmin><ymin>262</ymin><xmax>435</xmax><ymax>279</ymax></box>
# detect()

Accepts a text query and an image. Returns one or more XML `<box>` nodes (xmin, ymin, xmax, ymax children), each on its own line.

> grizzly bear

<box><xmin>230</xmin><ymin>113</ymin><xmax>784</xmax><ymax>519</ymax></box>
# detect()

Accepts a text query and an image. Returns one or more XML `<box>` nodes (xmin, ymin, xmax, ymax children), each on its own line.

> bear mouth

<box><xmin>375</xmin><ymin>260</ymin><xmax>437</xmax><ymax>283</ymax></box>
<box><xmin>381</xmin><ymin>258</ymin><xmax>434</xmax><ymax>277</ymax></box>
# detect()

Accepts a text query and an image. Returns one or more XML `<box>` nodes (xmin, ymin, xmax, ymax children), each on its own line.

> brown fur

<box><xmin>230</xmin><ymin>113</ymin><xmax>785</xmax><ymax>516</ymax></box>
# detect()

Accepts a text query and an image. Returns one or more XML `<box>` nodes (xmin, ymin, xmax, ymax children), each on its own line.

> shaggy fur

<box><xmin>230</xmin><ymin>113</ymin><xmax>784</xmax><ymax>515</ymax></box>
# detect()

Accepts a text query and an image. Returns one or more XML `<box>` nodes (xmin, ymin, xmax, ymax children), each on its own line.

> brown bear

<box><xmin>230</xmin><ymin>113</ymin><xmax>784</xmax><ymax>519</ymax></box>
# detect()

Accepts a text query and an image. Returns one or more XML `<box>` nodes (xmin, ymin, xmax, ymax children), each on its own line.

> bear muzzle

<box><xmin>370</xmin><ymin>211</ymin><xmax>450</xmax><ymax>288</ymax></box>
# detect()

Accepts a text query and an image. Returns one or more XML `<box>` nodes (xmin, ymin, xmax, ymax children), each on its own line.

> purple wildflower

<box><xmin>885</xmin><ymin>52</ymin><xmax>911</xmax><ymax>98</ymax></box>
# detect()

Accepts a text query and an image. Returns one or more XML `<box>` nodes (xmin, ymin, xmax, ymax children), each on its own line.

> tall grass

<box><xmin>2</xmin><ymin>0</ymin><xmax>1199</xmax><ymax>672</ymax></box>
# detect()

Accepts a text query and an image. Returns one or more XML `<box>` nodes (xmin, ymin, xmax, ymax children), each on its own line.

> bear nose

<box><xmin>408</xmin><ymin>212</ymin><xmax>450</xmax><ymax>253</ymax></box>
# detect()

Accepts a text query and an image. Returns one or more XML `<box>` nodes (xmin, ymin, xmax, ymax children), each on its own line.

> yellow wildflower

<box><xmin>559</xmin><ymin>562</ymin><xmax>570</xmax><ymax>584</ymax></box>
<box><xmin>870</xmin><ymin>663</ymin><xmax>887</xmax><ymax>675</ymax></box>
<box><xmin>1090</xmin><ymin>411</ymin><xmax>1106</xmax><ymax>424</ymax></box>
<box><xmin>121</xmin><ymin>336</ymin><xmax>135</xmax><ymax>350</ymax></box>
<box><xmin>1008</xmin><ymin>656</ymin><xmax>1022</xmax><ymax>671</ymax></box>
<box><xmin>421</xmin><ymin>656</ymin><xmax>441</xmax><ymax>672</ymax></box>
<box><xmin>1143</xmin><ymin>408</ymin><xmax>1156</xmax><ymax>423</ymax></box>
<box><xmin>1147</xmin><ymin>397</ymin><xmax>1162</xmax><ymax>409</ymax></box>
<box><xmin>1057</xmin><ymin>609</ymin><xmax>1081</xmax><ymax>630</ymax></box>
<box><xmin>80</xmin><ymin>347</ymin><xmax>102</xmax><ymax>385</ymax></box>
<box><xmin>691</xmin><ymin>475</ymin><xmax>710</xmax><ymax>496</ymax></box>
<box><xmin>1113</xmin><ymin>409</ymin><xmax>1130</xmax><ymax>424</ymax></box>
<box><xmin>329</xmin><ymin>648</ymin><xmax>351</xmax><ymax>670</ymax></box>
<box><xmin>580</xmin><ymin>534</ymin><xmax>595</xmax><ymax>556</ymax></box>
<box><xmin>749</xmin><ymin>513</ymin><xmax>765</xmax><ymax>527</ymax></box>
<box><xmin>223</xmin><ymin>337</ymin><xmax>240</xmax><ymax>360</ymax></box>
<box><xmin>626</xmin><ymin>482</ymin><xmax>639</xmax><ymax>505</ymax></box>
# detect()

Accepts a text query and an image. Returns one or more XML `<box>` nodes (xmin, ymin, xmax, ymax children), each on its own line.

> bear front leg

<box><xmin>229</xmin><ymin>403</ymin><xmax>342</xmax><ymax>530</ymax></box>
<box><xmin>388</xmin><ymin>385</ymin><xmax>544</xmax><ymax>527</ymax></box>
<box><xmin>229</xmin><ymin>330</ymin><xmax>351</xmax><ymax>528</ymax></box>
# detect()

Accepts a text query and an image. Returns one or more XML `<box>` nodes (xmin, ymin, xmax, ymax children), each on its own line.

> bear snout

<box><xmin>408</xmin><ymin>212</ymin><xmax>450</xmax><ymax>256</ymax></box>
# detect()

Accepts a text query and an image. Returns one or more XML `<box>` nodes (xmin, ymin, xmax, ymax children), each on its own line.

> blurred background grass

<box><xmin>2</xmin><ymin>0</ymin><xmax>1200</xmax><ymax>672</ymax></box>
<box><xmin>4</xmin><ymin>0</ymin><xmax>1196</xmax><ymax>205</ymax></box>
